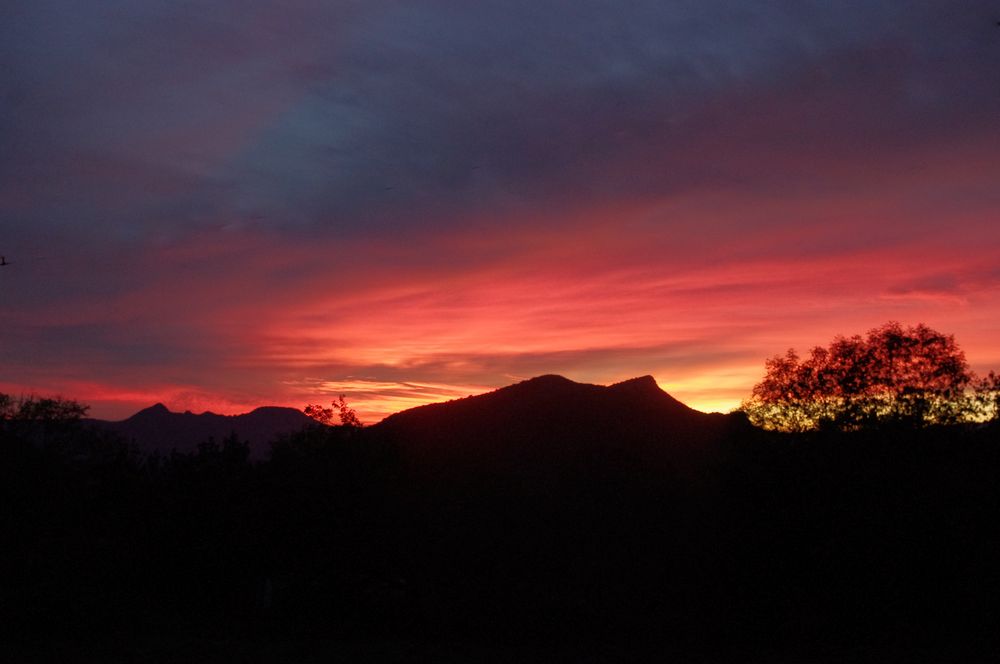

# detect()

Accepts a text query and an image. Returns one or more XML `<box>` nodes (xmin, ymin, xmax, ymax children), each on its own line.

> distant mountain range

<box><xmin>85</xmin><ymin>375</ymin><xmax>746</xmax><ymax>464</ymax></box>
<box><xmin>85</xmin><ymin>403</ymin><xmax>319</xmax><ymax>459</ymax></box>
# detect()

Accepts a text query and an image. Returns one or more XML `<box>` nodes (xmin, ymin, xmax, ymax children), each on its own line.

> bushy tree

<box><xmin>742</xmin><ymin>322</ymin><xmax>995</xmax><ymax>431</ymax></box>
<box><xmin>304</xmin><ymin>394</ymin><xmax>363</xmax><ymax>428</ymax></box>
<box><xmin>0</xmin><ymin>393</ymin><xmax>94</xmax><ymax>452</ymax></box>
<box><xmin>0</xmin><ymin>393</ymin><xmax>88</xmax><ymax>422</ymax></box>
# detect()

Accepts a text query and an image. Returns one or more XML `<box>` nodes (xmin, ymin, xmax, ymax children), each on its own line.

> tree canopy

<box><xmin>0</xmin><ymin>393</ymin><xmax>88</xmax><ymax>422</ymax></box>
<box><xmin>304</xmin><ymin>395</ymin><xmax>363</xmax><ymax>428</ymax></box>
<box><xmin>741</xmin><ymin>322</ymin><xmax>998</xmax><ymax>431</ymax></box>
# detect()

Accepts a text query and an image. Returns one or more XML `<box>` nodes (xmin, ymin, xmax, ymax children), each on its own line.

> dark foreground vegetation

<box><xmin>3</xmin><ymin>382</ymin><xmax>1000</xmax><ymax>662</ymax></box>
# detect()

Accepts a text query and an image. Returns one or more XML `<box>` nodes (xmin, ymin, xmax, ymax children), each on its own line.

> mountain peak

<box><xmin>518</xmin><ymin>374</ymin><xmax>576</xmax><ymax>388</ymax></box>
<box><xmin>134</xmin><ymin>402</ymin><xmax>171</xmax><ymax>417</ymax></box>
<box><xmin>246</xmin><ymin>405</ymin><xmax>312</xmax><ymax>418</ymax></box>
<box><xmin>608</xmin><ymin>375</ymin><xmax>671</xmax><ymax>399</ymax></box>
<box><xmin>610</xmin><ymin>375</ymin><xmax>660</xmax><ymax>390</ymax></box>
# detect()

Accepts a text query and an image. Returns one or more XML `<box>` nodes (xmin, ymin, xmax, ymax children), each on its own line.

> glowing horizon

<box><xmin>3</xmin><ymin>3</ymin><xmax>999</xmax><ymax>423</ymax></box>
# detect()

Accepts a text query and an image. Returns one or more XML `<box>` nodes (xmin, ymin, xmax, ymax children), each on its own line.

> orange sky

<box><xmin>5</xmin><ymin>190</ymin><xmax>997</xmax><ymax>422</ymax></box>
<box><xmin>3</xmin><ymin>3</ymin><xmax>999</xmax><ymax>422</ymax></box>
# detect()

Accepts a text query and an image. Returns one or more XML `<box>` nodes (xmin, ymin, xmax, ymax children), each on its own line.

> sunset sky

<box><xmin>2</xmin><ymin>1</ymin><xmax>999</xmax><ymax>422</ymax></box>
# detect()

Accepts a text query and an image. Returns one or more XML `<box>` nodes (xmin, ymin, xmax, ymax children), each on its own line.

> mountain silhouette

<box><xmin>86</xmin><ymin>403</ymin><xmax>318</xmax><ymax>459</ymax></box>
<box><xmin>373</xmin><ymin>374</ymin><xmax>747</xmax><ymax>480</ymax></box>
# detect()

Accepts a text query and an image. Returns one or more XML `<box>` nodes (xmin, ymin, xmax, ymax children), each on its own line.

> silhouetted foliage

<box><xmin>0</xmin><ymin>393</ymin><xmax>88</xmax><ymax>422</ymax></box>
<box><xmin>741</xmin><ymin>322</ymin><xmax>996</xmax><ymax>431</ymax></box>
<box><xmin>974</xmin><ymin>370</ymin><xmax>1000</xmax><ymax>419</ymax></box>
<box><xmin>0</xmin><ymin>392</ymin><xmax>126</xmax><ymax>461</ymax></box>
<box><xmin>304</xmin><ymin>394</ymin><xmax>363</xmax><ymax>428</ymax></box>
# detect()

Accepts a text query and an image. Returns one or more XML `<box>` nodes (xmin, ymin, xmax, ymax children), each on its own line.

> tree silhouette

<box><xmin>741</xmin><ymin>322</ymin><xmax>994</xmax><ymax>431</ymax></box>
<box><xmin>0</xmin><ymin>393</ymin><xmax>92</xmax><ymax>450</ymax></box>
<box><xmin>0</xmin><ymin>393</ymin><xmax>88</xmax><ymax>422</ymax></box>
<box><xmin>304</xmin><ymin>394</ymin><xmax>363</xmax><ymax>428</ymax></box>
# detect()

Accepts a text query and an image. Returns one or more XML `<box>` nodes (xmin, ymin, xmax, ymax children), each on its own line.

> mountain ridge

<box><xmin>373</xmin><ymin>374</ymin><xmax>745</xmax><ymax>478</ymax></box>
<box><xmin>86</xmin><ymin>374</ymin><xmax>739</xmax><ymax>464</ymax></box>
<box><xmin>85</xmin><ymin>403</ymin><xmax>319</xmax><ymax>459</ymax></box>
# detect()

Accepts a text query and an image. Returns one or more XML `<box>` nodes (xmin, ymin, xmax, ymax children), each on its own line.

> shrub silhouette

<box><xmin>0</xmin><ymin>393</ymin><xmax>88</xmax><ymax>422</ymax></box>
<box><xmin>0</xmin><ymin>392</ymin><xmax>102</xmax><ymax>453</ymax></box>
<box><xmin>741</xmin><ymin>322</ymin><xmax>995</xmax><ymax>431</ymax></box>
<box><xmin>304</xmin><ymin>395</ymin><xmax>363</xmax><ymax>428</ymax></box>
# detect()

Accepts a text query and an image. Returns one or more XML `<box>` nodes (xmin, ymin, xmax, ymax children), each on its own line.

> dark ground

<box><xmin>3</xmin><ymin>386</ymin><xmax>999</xmax><ymax>662</ymax></box>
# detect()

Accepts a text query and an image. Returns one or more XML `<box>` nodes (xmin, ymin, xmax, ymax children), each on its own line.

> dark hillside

<box><xmin>364</xmin><ymin>377</ymin><xmax>763</xmax><ymax>642</ymax></box>
<box><xmin>374</xmin><ymin>374</ymin><xmax>747</xmax><ymax>479</ymax></box>
<box><xmin>85</xmin><ymin>404</ymin><xmax>318</xmax><ymax>459</ymax></box>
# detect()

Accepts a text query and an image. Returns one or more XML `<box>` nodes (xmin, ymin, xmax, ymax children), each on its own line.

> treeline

<box><xmin>3</xmin><ymin>395</ymin><xmax>1000</xmax><ymax>659</ymax></box>
<box><xmin>742</xmin><ymin>322</ymin><xmax>1000</xmax><ymax>432</ymax></box>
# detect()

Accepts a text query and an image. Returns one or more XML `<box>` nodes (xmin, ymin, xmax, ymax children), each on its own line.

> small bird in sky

<box><xmin>0</xmin><ymin>256</ymin><xmax>8</xmax><ymax>266</ymax></box>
